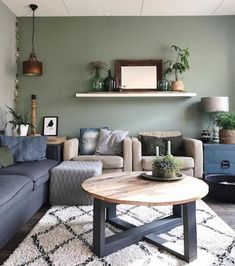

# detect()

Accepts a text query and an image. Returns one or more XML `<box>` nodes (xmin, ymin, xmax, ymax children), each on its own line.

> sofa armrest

<box><xmin>63</xmin><ymin>138</ymin><xmax>79</xmax><ymax>161</ymax></box>
<box><xmin>123</xmin><ymin>137</ymin><xmax>132</xmax><ymax>171</ymax></box>
<box><xmin>183</xmin><ymin>137</ymin><xmax>203</xmax><ymax>178</ymax></box>
<box><xmin>132</xmin><ymin>137</ymin><xmax>142</xmax><ymax>171</ymax></box>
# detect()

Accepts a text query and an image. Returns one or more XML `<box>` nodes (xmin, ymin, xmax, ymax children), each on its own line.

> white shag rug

<box><xmin>3</xmin><ymin>200</ymin><xmax>235</xmax><ymax>266</ymax></box>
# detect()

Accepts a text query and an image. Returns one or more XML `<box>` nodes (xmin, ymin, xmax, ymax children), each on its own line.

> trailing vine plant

<box><xmin>14</xmin><ymin>19</ymin><xmax>20</xmax><ymax>109</ymax></box>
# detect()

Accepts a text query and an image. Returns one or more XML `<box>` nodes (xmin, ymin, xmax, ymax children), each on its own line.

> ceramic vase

<box><xmin>12</xmin><ymin>124</ymin><xmax>29</xmax><ymax>136</ymax></box>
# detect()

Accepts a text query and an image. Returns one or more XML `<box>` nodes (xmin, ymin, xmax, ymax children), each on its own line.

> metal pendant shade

<box><xmin>23</xmin><ymin>4</ymin><xmax>43</xmax><ymax>76</ymax></box>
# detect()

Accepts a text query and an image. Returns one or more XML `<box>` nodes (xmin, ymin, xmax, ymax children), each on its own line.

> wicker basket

<box><xmin>171</xmin><ymin>80</ymin><xmax>185</xmax><ymax>91</ymax></box>
<box><xmin>219</xmin><ymin>129</ymin><xmax>235</xmax><ymax>144</ymax></box>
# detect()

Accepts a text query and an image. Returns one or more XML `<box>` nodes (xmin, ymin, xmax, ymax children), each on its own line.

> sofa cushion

<box><xmin>141</xmin><ymin>135</ymin><xmax>184</xmax><ymax>156</ymax></box>
<box><xmin>0</xmin><ymin>175</ymin><xmax>33</xmax><ymax>214</ymax></box>
<box><xmin>95</xmin><ymin>129</ymin><xmax>129</xmax><ymax>155</ymax></box>
<box><xmin>142</xmin><ymin>156</ymin><xmax>194</xmax><ymax>171</ymax></box>
<box><xmin>79</xmin><ymin>127</ymin><xmax>108</xmax><ymax>155</ymax></box>
<box><xmin>0</xmin><ymin>146</ymin><xmax>14</xmax><ymax>168</ymax></box>
<box><xmin>0</xmin><ymin>135</ymin><xmax>48</xmax><ymax>162</ymax></box>
<box><xmin>0</xmin><ymin>159</ymin><xmax>58</xmax><ymax>188</ymax></box>
<box><xmin>72</xmin><ymin>155</ymin><xmax>123</xmax><ymax>169</ymax></box>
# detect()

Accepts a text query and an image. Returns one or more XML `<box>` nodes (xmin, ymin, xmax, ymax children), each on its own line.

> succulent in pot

<box><xmin>214</xmin><ymin>112</ymin><xmax>235</xmax><ymax>144</ymax></box>
<box><xmin>5</xmin><ymin>106</ymin><xmax>32</xmax><ymax>136</ymax></box>
<box><xmin>152</xmin><ymin>154</ymin><xmax>182</xmax><ymax>178</ymax></box>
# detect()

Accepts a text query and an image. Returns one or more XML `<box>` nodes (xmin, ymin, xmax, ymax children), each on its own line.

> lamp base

<box><xmin>212</xmin><ymin>125</ymin><xmax>220</xmax><ymax>143</ymax></box>
<box><xmin>211</xmin><ymin>137</ymin><xmax>219</xmax><ymax>143</ymax></box>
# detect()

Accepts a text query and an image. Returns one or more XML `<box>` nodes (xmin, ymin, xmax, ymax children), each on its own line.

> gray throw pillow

<box><xmin>0</xmin><ymin>135</ymin><xmax>48</xmax><ymax>162</ymax></box>
<box><xmin>79</xmin><ymin>127</ymin><xmax>108</xmax><ymax>155</ymax></box>
<box><xmin>0</xmin><ymin>146</ymin><xmax>14</xmax><ymax>167</ymax></box>
<box><xmin>95</xmin><ymin>129</ymin><xmax>129</xmax><ymax>155</ymax></box>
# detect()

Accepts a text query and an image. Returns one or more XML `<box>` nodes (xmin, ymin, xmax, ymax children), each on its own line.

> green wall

<box><xmin>17</xmin><ymin>16</ymin><xmax>235</xmax><ymax>138</ymax></box>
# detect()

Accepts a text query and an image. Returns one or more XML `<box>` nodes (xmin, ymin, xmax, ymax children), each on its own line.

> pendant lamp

<box><xmin>23</xmin><ymin>4</ymin><xmax>42</xmax><ymax>76</ymax></box>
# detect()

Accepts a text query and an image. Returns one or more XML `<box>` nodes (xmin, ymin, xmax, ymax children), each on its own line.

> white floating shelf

<box><xmin>75</xmin><ymin>91</ymin><xmax>197</xmax><ymax>98</ymax></box>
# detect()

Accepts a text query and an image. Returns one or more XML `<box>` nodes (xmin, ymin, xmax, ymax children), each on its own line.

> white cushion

<box><xmin>72</xmin><ymin>155</ymin><xmax>123</xmax><ymax>169</ymax></box>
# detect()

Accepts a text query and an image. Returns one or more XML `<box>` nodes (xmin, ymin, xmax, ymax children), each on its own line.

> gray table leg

<box><xmin>106</xmin><ymin>203</ymin><xmax>117</xmax><ymax>221</ymax></box>
<box><xmin>92</xmin><ymin>199</ymin><xmax>197</xmax><ymax>262</ymax></box>
<box><xmin>183</xmin><ymin>201</ymin><xmax>197</xmax><ymax>262</ymax></box>
<box><xmin>173</xmin><ymin>204</ymin><xmax>182</xmax><ymax>217</ymax></box>
<box><xmin>93</xmin><ymin>198</ymin><xmax>106</xmax><ymax>257</ymax></box>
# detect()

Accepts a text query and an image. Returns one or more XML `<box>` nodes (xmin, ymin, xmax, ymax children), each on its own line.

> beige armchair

<box><xmin>132</xmin><ymin>131</ymin><xmax>203</xmax><ymax>178</ymax></box>
<box><xmin>63</xmin><ymin>137</ymin><xmax>132</xmax><ymax>173</ymax></box>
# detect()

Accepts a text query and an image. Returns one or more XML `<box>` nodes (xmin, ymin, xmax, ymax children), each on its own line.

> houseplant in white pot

<box><xmin>165</xmin><ymin>45</ymin><xmax>190</xmax><ymax>91</ymax></box>
<box><xmin>6</xmin><ymin>106</ymin><xmax>31</xmax><ymax>136</ymax></box>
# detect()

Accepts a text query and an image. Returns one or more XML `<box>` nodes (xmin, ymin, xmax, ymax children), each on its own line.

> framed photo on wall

<box><xmin>43</xmin><ymin>116</ymin><xmax>58</xmax><ymax>136</ymax></box>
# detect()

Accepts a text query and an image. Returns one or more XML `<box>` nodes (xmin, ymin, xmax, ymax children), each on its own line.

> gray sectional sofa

<box><xmin>0</xmin><ymin>159</ymin><xmax>58</xmax><ymax>249</ymax></box>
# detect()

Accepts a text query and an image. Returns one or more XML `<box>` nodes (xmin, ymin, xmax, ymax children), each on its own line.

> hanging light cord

<box><xmin>32</xmin><ymin>9</ymin><xmax>35</xmax><ymax>54</ymax></box>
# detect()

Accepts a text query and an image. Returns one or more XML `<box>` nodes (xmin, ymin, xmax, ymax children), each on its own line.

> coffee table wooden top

<box><xmin>82</xmin><ymin>172</ymin><xmax>209</xmax><ymax>206</ymax></box>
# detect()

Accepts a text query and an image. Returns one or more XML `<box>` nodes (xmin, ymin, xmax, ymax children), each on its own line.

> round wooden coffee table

<box><xmin>82</xmin><ymin>172</ymin><xmax>208</xmax><ymax>262</ymax></box>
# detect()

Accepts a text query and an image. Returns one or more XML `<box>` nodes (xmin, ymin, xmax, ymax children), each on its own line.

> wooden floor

<box><xmin>0</xmin><ymin>199</ymin><xmax>234</xmax><ymax>265</ymax></box>
<box><xmin>205</xmin><ymin>197</ymin><xmax>235</xmax><ymax>230</ymax></box>
<box><xmin>0</xmin><ymin>205</ymin><xmax>49</xmax><ymax>265</ymax></box>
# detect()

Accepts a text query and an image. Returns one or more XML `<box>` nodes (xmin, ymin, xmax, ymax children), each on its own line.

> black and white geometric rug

<box><xmin>3</xmin><ymin>200</ymin><xmax>235</xmax><ymax>266</ymax></box>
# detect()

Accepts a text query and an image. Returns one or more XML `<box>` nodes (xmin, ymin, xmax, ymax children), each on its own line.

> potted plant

<box><xmin>152</xmin><ymin>154</ymin><xmax>182</xmax><ymax>178</ymax></box>
<box><xmin>6</xmin><ymin>106</ymin><xmax>31</xmax><ymax>136</ymax></box>
<box><xmin>86</xmin><ymin>61</ymin><xmax>108</xmax><ymax>91</ymax></box>
<box><xmin>214</xmin><ymin>112</ymin><xmax>235</xmax><ymax>144</ymax></box>
<box><xmin>165</xmin><ymin>45</ymin><xmax>190</xmax><ymax>92</ymax></box>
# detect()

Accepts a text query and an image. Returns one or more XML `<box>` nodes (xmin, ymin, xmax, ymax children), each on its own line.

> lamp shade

<box><xmin>22</xmin><ymin>4</ymin><xmax>43</xmax><ymax>76</ymax></box>
<box><xmin>201</xmin><ymin>97</ymin><xmax>229</xmax><ymax>112</ymax></box>
<box><xmin>23</xmin><ymin>53</ymin><xmax>42</xmax><ymax>76</ymax></box>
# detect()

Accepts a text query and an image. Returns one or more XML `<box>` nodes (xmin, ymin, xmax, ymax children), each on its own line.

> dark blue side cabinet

<box><xmin>204</xmin><ymin>144</ymin><xmax>235</xmax><ymax>175</ymax></box>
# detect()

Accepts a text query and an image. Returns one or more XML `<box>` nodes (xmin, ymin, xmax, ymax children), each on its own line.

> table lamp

<box><xmin>201</xmin><ymin>96</ymin><xmax>229</xmax><ymax>143</ymax></box>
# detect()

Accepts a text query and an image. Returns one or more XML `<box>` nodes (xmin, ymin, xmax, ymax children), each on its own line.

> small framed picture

<box><xmin>43</xmin><ymin>116</ymin><xmax>58</xmax><ymax>136</ymax></box>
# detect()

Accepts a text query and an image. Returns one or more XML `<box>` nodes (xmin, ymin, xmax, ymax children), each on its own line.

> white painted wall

<box><xmin>0</xmin><ymin>0</ymin><xmax>16</xmax><ymax>132</ymax></box>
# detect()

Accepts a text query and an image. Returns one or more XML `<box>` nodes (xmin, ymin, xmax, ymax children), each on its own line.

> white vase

<box><xmin>12</xmin><ymin>125</ymin><xmax>29</xmax><ymax>136</ymax></box>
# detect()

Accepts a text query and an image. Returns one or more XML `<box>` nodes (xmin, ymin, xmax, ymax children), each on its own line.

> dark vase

<box><xmin>91</xmin><ymin>69</ymin><xmax>104</xmax><ymax>91</ymax></box>
<box><xmin>104</xmin><ymin>70</ymin><xmax>115</xmax><ymax>92</ymax></box>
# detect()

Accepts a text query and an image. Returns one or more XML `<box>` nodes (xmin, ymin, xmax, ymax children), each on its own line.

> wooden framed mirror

<box><xmin>115</xmin><ymin>59</ymin><xmax>162</xmax><ymax>91</ymax></box>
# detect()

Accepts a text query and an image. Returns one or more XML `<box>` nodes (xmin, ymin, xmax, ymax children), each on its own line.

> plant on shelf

<box><xmin>164</xmin><ymin>45</ymin><xmax>190</xmax><ymax>92</ymax></box>
<box><xmin>152</xmin><ymin>154</ymin><xmax>182</xmax><ymax>178</ymax></box>
<box><xmin>86</xmin><ymin>61</ymin><xmax>108</xmax><ymax>92</ymax></box>
<box><xmin>5</xmin><ymin>106</ymin><xmax>32</xmax><ymax>136</ymax></box>
<box><xmin>213</xmin><ymin>112</ymin><xmax>235</xmax><ymax>144</ymax></box>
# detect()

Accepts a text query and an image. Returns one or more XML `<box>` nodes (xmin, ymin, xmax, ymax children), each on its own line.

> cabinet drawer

<box><xmin>204</xmin><ymin>144</ymin><xmax>235</xmax><ymax>174</ymax></box>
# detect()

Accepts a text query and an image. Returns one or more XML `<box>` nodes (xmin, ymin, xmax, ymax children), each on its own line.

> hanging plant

<box><xmin>14</xmin><ymin>19</ymin><xmax>20</xmax><ymax>107</ymax></box>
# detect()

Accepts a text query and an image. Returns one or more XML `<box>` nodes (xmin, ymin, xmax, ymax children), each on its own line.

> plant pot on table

<box><xmin>219</xmin><ymin>129</ymin><xmax>235</xmax><ymax>144</ymax></box>
<box><xmin>12</xmin><ymin>124</ymin><xmax>29</xmax><ymax>136</ymax></box>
